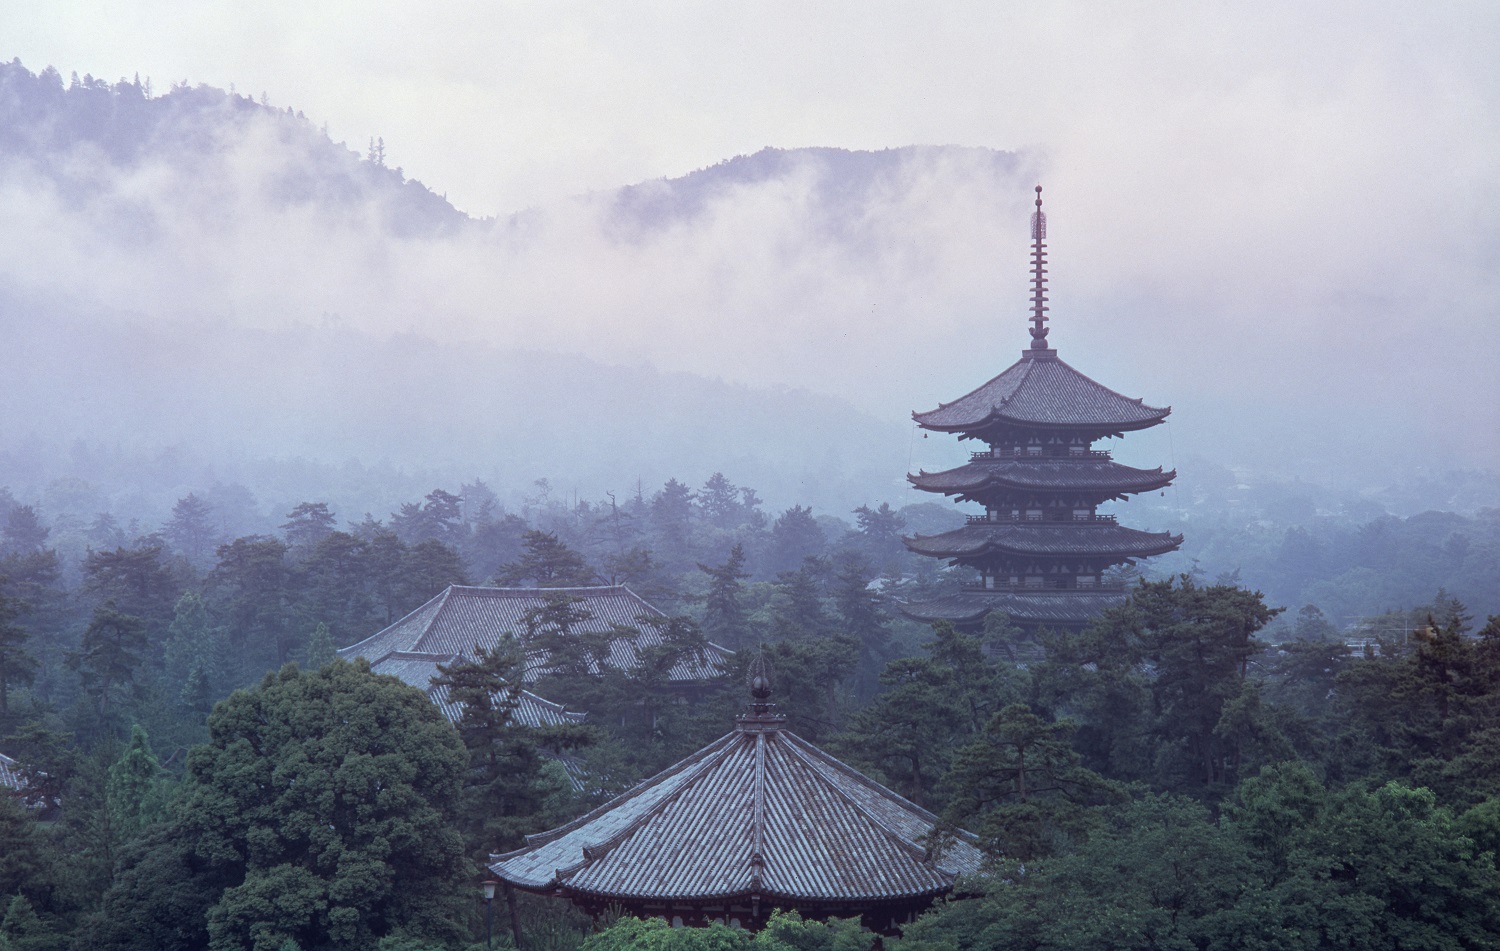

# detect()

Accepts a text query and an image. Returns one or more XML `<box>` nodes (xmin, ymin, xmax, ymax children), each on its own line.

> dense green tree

<box><xmin>67</xmin><ymin>605</ymin><xmax>148</xmax><ymax>725</ymax></box>
<box><xmin>281</xmin><ymin>502</ymin><xmax>337</xmax><ymax>551</ymax></box>
<box><xmin>105</xmin><ymin>724</ymin><xmax>173</xmax><ymax>841</ymax></box>
<box><xmin>0</xmin><ymin>506</ymin><xmax>48</xmax><ymax>557</ymax></box>
<box><xmin>899</xmin><ymin>795</ymin><xmax>1252</xmax><ymax>951</ymax></box>
<box><xmin>303</xmin><ymin>622</ymin><xmax>336</xmax><ymax>670</ymax></box>
<box><xmin>699</xmin><ymin>544</ymin><xmax>751</xmax><ymax>650</ymax></box>
<box><xmin>1037</xmin><ymin>578</ymin><xmax>1281</xmax><ymax>790</ymax></box>
<box><xmin>843</xmin><ymin>623</ymin><xmax>1027</xmax><ymax>809</ymax></box>
<box><xmin>433</xmin><ymin>640</ymin><xmax>594</xmax><ymax>858</ymax></box>
<box><xmin>943</xmin><ymin>704</ymin><xmax>1121</xmax><ymax>859</ymax></box>
<box><xmin>698</xmin><ymin>472</ymin><xmax>743</xmax><ymax>529</ymax></box>
<box><xmin>1335</xmin><ymin>612</ymin><xmax>1500</xmax><ymax>805</ymax></box>
<box><xmin>84</xmin><ymin>543</ymin><xmax>179</xmax><ymax>631</ymax></box>
<box><xmin>0</xmin><ymin>590</ymin><xmax>37</xmax><ymax>715</ymax></box>
<box><xmin>164</xmin><ymin>493</ymin><xmax>217</xmax><ymax>568</ymax></box>
<box><xmin>495</xmin><ymin>530</ymin><xmax>597</xmax><ymax>587</ymax></box>
<box><xmin>390</xmin><ymin>490</ymin><xmax>464</xmax><ymax>546</ymax></box>
<box><xmin>767</xmin><ymin>506</ymin><xmax>824</xmax><ymax>575</ymax></box>
<box><xmin>180</xmin><ymin>660</ymin><xmax>471</xmax><ymax>951</ymax></box>
<box><xmin>209</xmin><ymin>535</ymin><xmax>295</xmax><ymax>670</ymax></box>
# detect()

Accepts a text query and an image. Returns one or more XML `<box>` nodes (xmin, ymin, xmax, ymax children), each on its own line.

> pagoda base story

<box><xmin>900</xmin><ymin>588</ymin><xmax>1129</xmax><ymax>630</ymax></box>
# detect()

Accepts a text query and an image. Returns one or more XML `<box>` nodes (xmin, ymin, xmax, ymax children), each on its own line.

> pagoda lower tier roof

<box><xmin>901</xmin><ymin>589</ymin><xmax>1129</xmax><ymax>626</ymax></box>
<box><xmin>909</xmin><ymin>458</ymin><xmax>1174</xmax><ymax>498</ymax></box>
<box><xmin>904</xmin><ymin>522</ymin><xmax>1183</xmax><ymax>560</ymax></box>
<box><xmin>490</xmin><ymin>718</ymin><xmax>984</xmax><ymax>905</ymax></box>
<box><xmin>913</xmin><ymin>349</ymin><xmax>1169</xmax><ymax>434</ymax></box>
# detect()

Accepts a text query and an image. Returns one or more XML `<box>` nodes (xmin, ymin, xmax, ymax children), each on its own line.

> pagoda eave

<box><xmin>907</xmin><ymin>461</ymin><xmax>1176</xmax><ymax>497</ymax></box>
<box><xmin>904</xmin><ymin>525</ymin><xmax>1184</xmax><ymax>560</ymax></box>
<box><xmin>899</xmin><ymin>589</ymin><xmax>1132</xmax><ymax>627</ymax></box>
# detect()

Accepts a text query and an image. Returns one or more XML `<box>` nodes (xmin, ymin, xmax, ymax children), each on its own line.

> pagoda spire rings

<box><xmin>1029</xmin><ymin>185</ymin><xmax>1050</xmax><ymax>352</ymax></box>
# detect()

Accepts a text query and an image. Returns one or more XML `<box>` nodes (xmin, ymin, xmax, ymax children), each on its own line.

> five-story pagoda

<box><xmin>903</xmin><ymin>187</ymin><xmax>1182</xmax><ymax>630</ymax></box>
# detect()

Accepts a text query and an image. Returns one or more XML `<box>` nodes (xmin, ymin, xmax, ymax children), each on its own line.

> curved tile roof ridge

<box><xmin>553</xmin><ymin>736</ymin><xmax>745</xmax><ymax>883</ymax></box>
<box><xmin>776</xmin><ymin>736</ymin><xmax>936</xmax><ymax>866</ymax></box>
<box><xmin>913</xmin><ymin>352</ymin><xmax>1169</xmax><ymax>431</ymax></box>
<box><xmin>498</xmin><ymin>731</ymin><xmax>741</xmax><ymax>857</ymax></box>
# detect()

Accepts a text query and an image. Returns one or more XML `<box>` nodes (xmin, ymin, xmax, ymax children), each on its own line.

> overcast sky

<box><xmin>6</xmin><ymin>2</ymin><xmax>1495</xmax><ymax>216</ymax></box>
<box><xmin>5</xmin><ymin>2</ymin><xmax>1500</xmax><ymax>480</ymax></box>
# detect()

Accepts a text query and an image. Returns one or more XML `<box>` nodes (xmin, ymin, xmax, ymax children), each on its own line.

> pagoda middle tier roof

<box><xmin>339</xmin><ymin>585</ymin><xmax>732</xmax><ymax>685</ymax></box>
<box><xmin>905</xmin><ymin>522</ymin><xmax>1183</xmax><ymax>560</ymax></box>
<box><xmin>909</xmin><ymin>457</ymin><xmax>1175</xmax><ymax>497</ymax></box>
<box><xmin>490</xmin><ymin>716</ymin><xmax>984</xmax><ymax>905</ymax></box>
<box><xmin>914</xmin><ymin>350</ymin><xmax>1169</xmax><ymax>433</ymax></box>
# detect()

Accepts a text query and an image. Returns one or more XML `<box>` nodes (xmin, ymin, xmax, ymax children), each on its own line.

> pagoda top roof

<box><xmin>909</xmin><ymin>457</ymin><xmax>1174</xmax><ymax>497</ymax></box>
<box><xmin>339</xmin><ymin>585</ymin><xmax>732</xmax><ymax>685</ymax></box>
<box><xmin>905</xmin><ymin>522</ymin><xmax>1183</xmax><ymax>560</ymax></box>
<box><xmin>490</xmin><ymin>713</ymin><xmax>984</xmax><ymax>905</ymax></box>
<box><xmin>367</xmin><ymin>650</ymin><xmax>586</xmax><ymax>729</ymax></box>
<box><xmin>900</xmin><ymin>589</ymin><xmax>1129</xmax><ymax>626</ymax></box>
<box><xmin>913</xmin><ymin>349</ymin><xmax>1169</xmax><ymax>434</ymax></box>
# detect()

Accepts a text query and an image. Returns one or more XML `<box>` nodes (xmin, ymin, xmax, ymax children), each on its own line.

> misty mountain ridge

<box><xmin>1</xmin><ymin>58</ymin><xmax>1494</xmax><ymax>565</ymax></box>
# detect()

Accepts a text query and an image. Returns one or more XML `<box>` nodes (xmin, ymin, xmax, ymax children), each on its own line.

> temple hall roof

<box><xmin>905</xmin><ymin>522</ymin><xmax>1183</xmax><ymax>560</ymax></box>
<box><xmin>0</xmin><ymin>752</ymin><xmax>24</xmax><ymax>796</ymax></box>
<box><xmin>338</xmin><ymin>585</ymin><xmax>732</xmax><ymax>685</ymax></box>
<box><xmin>913</xmin><ymin>350</ymin><xmax>1169</xmax><ymax>434</ymax></box>
<box><xmin>368</xmin><ymin>650</ymin><xmax>586</xmax><ymax>728</ymax></box>
<box><xmin>490</xmin><ymin>711</ymin><xmax>984</xmax><ymax>907</ymax></box>
<box><xmin>900</xmin><ymin>589</ymin><xmax>1130</xmax><ymax>626</ymax></box>
<box><xmin>909</xmin><ymin>457</ymin><xmax>1175</xmax><ymax>498</ymax></box>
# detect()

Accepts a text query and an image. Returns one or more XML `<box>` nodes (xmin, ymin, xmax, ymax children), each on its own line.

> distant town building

<box><xmin>904</xmin><ymin>187</ymin><xmax>1182</xmax><ymax>630</ymax></box>
<box><xmin>488</xmin><ymin>674</ymin><xmax>983</xmax><ymax>934</ymax></box>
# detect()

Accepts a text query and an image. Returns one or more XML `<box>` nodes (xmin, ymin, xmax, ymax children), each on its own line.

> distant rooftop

<box><xmin>339</xmin><ymin>585</ymin><xmax>732</xmax><ymax>685</ymax></box>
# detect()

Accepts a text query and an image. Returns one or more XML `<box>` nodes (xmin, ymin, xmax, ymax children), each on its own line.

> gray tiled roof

<box><xmin>0</xmin><ymin>752</ymin><xmax>24</xmax><ymax>795</ymax></box>
<box><xmin>339</xmin><ymin>585</ymin><xmax>732</xmax><ymax>684</ymax></box>
<box><xmin>491</xmin><ymin>716</ymin><xmax>983</xmax><ymax>904</ymax></box>
<box><xmin>913</xmin><ymin>351</ymin><xmax>1168</xmax><ymax>432</ymax></box>
<box><xmin>368</xmin><ymin>650</ymin><xmax>586</xmax><ymax>728</ymax></box>
<box><xmin>905</xmin><ymin>522</ymin><xmax>1183</xmax><ymax>559</ymax></box>
<box><xmin>909</xmin><ymin>458</ymin><xmax>1174</xmax><ymax>497</ymax></box>
<box><xmin>900</xmin><ymin>590</ymin><xmax>1130</xmax><ymax>625</ymax></box>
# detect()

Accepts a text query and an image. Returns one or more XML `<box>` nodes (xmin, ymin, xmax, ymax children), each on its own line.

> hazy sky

<box><xmin>5</xmin><ymin>1</ymin><xmax>1500</xmax><ymax>483</ymax></box>
<box><xmin>6</xmin><ymin>2</ymin><xmax>1495</xmax><ymax>216</ymax></box>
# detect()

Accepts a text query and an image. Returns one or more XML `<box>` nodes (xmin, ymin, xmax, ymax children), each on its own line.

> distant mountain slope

<box><xmin>0</xmin><ymin>59</ymin><xmax>465</xmax><ymax>237</ymax></box>
<box><xmin>608</xmin><ymin>145</ymin><xmax>1020</xmax><ymax>233</ymax></box>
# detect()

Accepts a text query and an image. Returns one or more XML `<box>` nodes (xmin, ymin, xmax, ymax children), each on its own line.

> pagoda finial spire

<box><xmin>1028</xmin><ymin>185</ymin><xmax>1050</xmax><ymax>352</ymax></box>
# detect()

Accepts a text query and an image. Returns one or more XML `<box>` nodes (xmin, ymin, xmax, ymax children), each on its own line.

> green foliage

<box><xmin>582</xmin><ymin>912</ymin><xmax>875</xmax><ymax>951</ymax></box>
<box><xmin>303</xmin><ymin>622</ymin><xmax>336</xmax><ymax>670</ymax></box>
<box><xmin>67</xmin><ymin>604</ymin><xmax>148</xmax><ymax>727</ymax></box>
<box><xmin>942</xmin><ymin>704</ymin><xmax>1122</xmax><ymax>859</ymax></box>
<box><xmin>496</xmin><ymin>531</ymin><xmax>596</xmax><ymax>587</ymax></box>
<box><xmin>180</xmin><ymin>659</ymin><xmax>471</xmax><ymax>951</ymax></box>
<box><xmin>106</xmin><ymin>723</ymin><xmax>174</xmax><ymax>840</ymax></box>
<box><xmin>842</xmin><ymin>623</ymin><xmax>1027</xmax><ymax>809</ymax></box>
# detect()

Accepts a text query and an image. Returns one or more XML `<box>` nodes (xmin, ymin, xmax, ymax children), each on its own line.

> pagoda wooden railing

<box><xmin>970</xmin><ymin>449</ymin><xmax>1113</xmax><ymax>461</ymax></box>
<box><xmin>967</xmin><ymin>513</ymin><xmax>1119</xmax><ymax>524</ymax></box>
